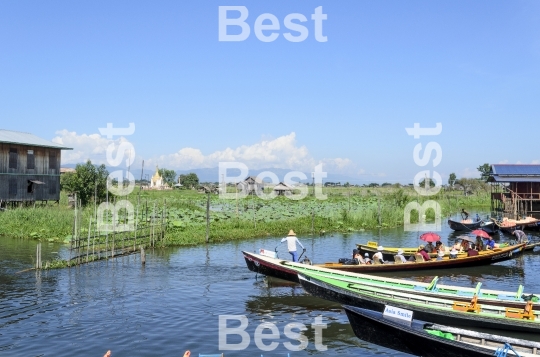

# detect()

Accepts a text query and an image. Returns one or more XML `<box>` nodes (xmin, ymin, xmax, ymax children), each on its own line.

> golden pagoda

<box><xmin>150</xmin><ymin>165</ymin><xmax>163</xmax><ymax>189</ymax></box>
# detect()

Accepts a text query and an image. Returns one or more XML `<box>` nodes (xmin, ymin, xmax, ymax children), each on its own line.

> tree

<box><xmin>60</xmin><ymin>160</ymin><xmax>109</xmax><ymax>206</ymax></box>
<box><xmin>477</xmin><ymin>163</ymin><xmax>491</xmax><ymax>181</ymax></box>
<box><xmin>158</xmin><ymin>168</ymin><xmax>177</xmax><ymax>187</ymax></box>
<box><xmin>448</xmin><ymin>173</ymin><xmax>457</xmax><ymax>187</ymax></box>
<box><xmin>179</xmin><ymin>172</ymin><xmax>199</xmax><ymax>189</ymax></box>
<box><xmin>418</xmin><ymin>178</ymin><xmax>435</xmax><ymax>188</ymax></box>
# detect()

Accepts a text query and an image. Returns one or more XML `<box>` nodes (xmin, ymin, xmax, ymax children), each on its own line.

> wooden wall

<box><xmin>0</xmin><ymin>143</ymin><xmax>62</xmax><ymax>202</ymax></box>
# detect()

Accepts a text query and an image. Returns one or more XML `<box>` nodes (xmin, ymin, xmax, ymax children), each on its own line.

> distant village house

<box><xmin>273</xmin><ymin>182</ymin><xmax>293</xmax><ymax>196</ymax></box>
<box><xmin>236</xmin><ymin>176</ymin><xmax>264</xmax><ymax>195</ymax></box>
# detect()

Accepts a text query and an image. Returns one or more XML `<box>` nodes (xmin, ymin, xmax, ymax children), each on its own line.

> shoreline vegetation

<box><xmin>0</xmin><ymin>186</ymin><xmax>490</xmax><ymax>247</ymax></box>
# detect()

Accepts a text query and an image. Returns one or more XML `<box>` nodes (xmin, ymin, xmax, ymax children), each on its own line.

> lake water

<box><xmin>1</xmin><ymin>211</ymin><xmax>539</xmax><ymax>357</ymax></box>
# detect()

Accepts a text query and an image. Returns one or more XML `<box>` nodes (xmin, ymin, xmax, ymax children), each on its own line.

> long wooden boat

<box><xmin>447</xmin><ymin>219</ymin><xmax>499</xmax><ymax>234</ymax></box>
<box><xmin>299</xmin><ymin>273</ymin><xmax>540</xmax><ymax>333</ymax></box>
<box><xmin>243</xmin><ymin>248</ymin><xmax>537</xmax><ymax>308</ymax></box>
<box><xmin>329</xmin><ymin>243</ymin><xmax>522</xmax><ymax>273</ymax></box>
<box><xmin>492</xmin><ymin>217</ymin><xmax>540</xmax><ymax>233</ymax></box>
<box><xmin>356</xmin><ymin>241</ymin><xmax>468</xmax><ymax>261</ymax></box>
<box><xmin>448</xmin><ymin>218</ymin><xmax>482</xmax><ymax>230</ymax></box>
<box><xmin>343</xmin><ymin>305</ymin><xmax>540</xmax><ymax>357</ymax></box>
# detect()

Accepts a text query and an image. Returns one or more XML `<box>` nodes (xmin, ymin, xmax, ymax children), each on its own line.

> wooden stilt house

<box><xmin>488</xmin><ymin>164</ymin><xmax>540</xmax><ymax>220</ymax></box>
<box><xmin>0</xmin><ymin>129</ymin><xmax>72</xmax><ymax>207</ymax></box>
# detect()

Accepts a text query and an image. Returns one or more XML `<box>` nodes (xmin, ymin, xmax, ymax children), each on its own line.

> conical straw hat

<box><xmin>288</xmin><ymin>230</ymin><xmax>296</xmax><ymax>236</ymax></box>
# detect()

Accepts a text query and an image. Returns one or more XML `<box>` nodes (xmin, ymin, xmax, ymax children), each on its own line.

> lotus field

<box><xmin>0</xmin><ymin>187</ymin><xmax>490</xmax><ymax>245</ymax></box>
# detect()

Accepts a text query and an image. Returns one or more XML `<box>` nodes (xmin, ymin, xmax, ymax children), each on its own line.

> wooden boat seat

<box><xmin>414</xmin><ymin>276</ymin><xmax>439</xmax><ymax>292</ymax></box>
<box><xmin>457</xmin><ymin>282</ymin><xmax>482</xmax><ymax>297</ymax></box>
<box><xmin>497</xmin><ymin>285</ymin><xmax>524</xmax><ymax>301</ymax></box>
<box><xmin>414</xmin><ymin>254</ymin><xmax>424</xmax><ymax>263</ymax></box>
<box><xmin>453</xmin><ymin>295</ymin><xmax>481</xmax><ymax>313</ymax></box>
<box><xmin>505</xmin><ymin>301</ymin><xmax>535</xmax><ymax>320</ymax></box>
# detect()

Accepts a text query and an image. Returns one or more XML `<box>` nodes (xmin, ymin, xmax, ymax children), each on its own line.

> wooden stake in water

<box><xmin>140</xmin><ymin>246</ymin><xmax>146</xmax><ymax>265</ymax></box>
<box><xmin>36</xmin><ymin>243</ymin><xmax>41</xmax><ymax>269</ymax></box>
<box><xmin>162</xmin><ymin>199</ymin><xmax>166</xmax><ymax>242</ymax></box>
<box><xmin>206</xmin><ymin>191</ymin><xmax>210</xmax><ymax>243</ymax></box>
<box><xmin>86</xmin><ymin>218</ymin><xmax>91</xmax><ymax>263</ymax></box>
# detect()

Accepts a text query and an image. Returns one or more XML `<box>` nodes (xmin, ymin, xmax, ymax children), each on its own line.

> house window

<box><xmin>9</xmin><ymin>179</ymin><xmax>17</xmax><ymax>196</ymax></box>
<box><xmin>49</xmin><ymin>152</ymin><xmax>57</xmax><ymax>169</ymax></box>
<box><xmin>9</xmin><ymin>148</ymin><xmax>17</xmax><ymax>169</ymax></box>
<box><xmin>27</xmin><ymin>150</ymin><xmax>35</xmax><ymax>169</ymax></box>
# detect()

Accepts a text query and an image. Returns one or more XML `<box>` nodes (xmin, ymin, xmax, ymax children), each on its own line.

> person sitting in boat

<box><xmin>435</xmin><ymin>241</ymin><xmax>446</xmax><ymax>254</ymax></box>
<box><xmin>373</xmin><ymin>246</ymin><xmax>386</xmax><ymax>264</ymax></box>
<box><xmin>417</xmin><ymin>246</ymin><xmax>431</xmax><ymax>261</ymax></box>
<box><xmin>364</xmin><ymin>253</ymin><xmax>372</xmax><ymax>264</ymax></box>
<box><xmin>467</xmin><ymin>243</ymin><xmax>479</xmax><ymax>257</ymax></box>
<box><xmin>436</xmin><ymin>249</ymin><xmax>445</xmax><ymax>261</ymax></box>
<box><xmin>513</xmin><ymin>230</ymin><xmax>528</xmax><ymax>244</ymax></box>
<box><xmin>409</xmin><ymin>245</ymin><xmax>424</xmax><ymax>261</ymax></box>
<box><xmin>350</xmin><ymin>249</ymin><xmax>366</xmax><ymax>265</ymax></box>
<box><xmin>461</xmin><ymin>240</ymin><xmax>470</xmax><ymax>252</ymax></box>
<box><xmin>354</xmin><ymin>250</ymin><xmax>366</xmax><ymax>264</ymax></box>
<box><xmin>475</xmin><ymin>213</ymin><xmax>481</xmax><ymax>222</ymax></box>
<box><xmin>394</xmin><ymin>249</ymin><xmax>407</xmax><ymax>263</ymax></box>
<box><xmin>475</xmin><ymin>236</ymin><xmax>484</xmax><ymax>251</ymax></box>
<box><xmin>449</xmin><ymin>247</ymin><xmax>458</xmax><ymax>259</ymax></box>
<box><xmin>424</xmin><ymin>241</ymin><xmax>435</xmax><ymax>253</ymax></box>
<box><xmin>484</xmin><ymin>236</ymin><xmax>499</xmax><ymax>250</ymax></box>
<box><xmin>461</xmin><ymin>208</ymin><xmax>470</xmax><ymax>221</ymax></box>
<box><xmin>279</xmin><ymin>230</ymin><xmax>305</xmax><ymax>262</ymax></box>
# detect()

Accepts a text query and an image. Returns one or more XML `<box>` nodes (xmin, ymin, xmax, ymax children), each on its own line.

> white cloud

<box><xmin>148</xmin><ymin>132</ymin><xmax>354</xmax><ymax>173</ymax></box>
<box><xmin>461</xmin><ymin>168</ymin><xmax>479</xmax><ymax>178</ymax></box>
<box><xmin>532</xmin><ymin>160</ymin><xmax>540</xmax><ymax>164</ymax></box>
<box><xmin>53</xmin><ymin>130</ymin><xmax>355</xmax><ymax>174</ymax></box>
<box><xmin>53</xmin><ymin>130</ymin><xmax>136</xmax><ymax>166</ymax></box>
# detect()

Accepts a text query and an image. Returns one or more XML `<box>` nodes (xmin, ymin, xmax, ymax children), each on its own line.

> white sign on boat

<box><xmin>383</xmin><ymin>305</ymin><xmax>413</xmax><ymax>322</ymax></box>
<box><xmin>259</xmin><ymin>248</ymin><xmax>277</xmax><ymax>258</ymax></box>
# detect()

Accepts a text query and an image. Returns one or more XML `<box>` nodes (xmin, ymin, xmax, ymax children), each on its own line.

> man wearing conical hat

<box><xmin>279</xmin><ymin>229</ymin><xmax>305</xmax><ymax>262</ymax></box>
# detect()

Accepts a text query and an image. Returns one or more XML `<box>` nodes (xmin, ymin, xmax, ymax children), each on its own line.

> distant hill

<box><xmin>61</xmin><ymin>164</ymin><xmax>373</xmax><ymax>185</ymax></box>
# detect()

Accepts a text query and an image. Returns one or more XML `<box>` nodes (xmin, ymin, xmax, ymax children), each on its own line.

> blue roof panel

<box><xmin>491</xmin><ymin>164</ymin><xmax>540</xmax><ymax>176</ymax></box>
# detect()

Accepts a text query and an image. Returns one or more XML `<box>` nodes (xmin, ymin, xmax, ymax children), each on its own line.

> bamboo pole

<box><xmin>134</xmin><ymin>195</ymin><xmax>140</xmax><ymax>252</ymax></box>
<box><xmin>152</xmin><ymin>202</ymin><xmax>156</xmax><ymax>247</ymax></box>
<box><xmin>206</xmin><ymin>192</ymin><xmax>210</xmax><ymax>243</ymax></box>
<box><xmin>163</xmin><ymin>200</ymin><xmax>167</xmax><ymax>242</ymax></box>
<box><xmin>86</xmin><ymin>218</ymin><xmax>91</xmax><ymax>263</ymax></box>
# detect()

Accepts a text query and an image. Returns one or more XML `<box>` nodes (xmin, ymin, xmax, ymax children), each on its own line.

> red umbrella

<box><xmin>420</xmin><ymin>232</ymin><xmax>441</xmax><ymax>243</ymax></box>
<box><xmin>471</xmin><ymin>229</ymin><xmax>490</xmax><ymax>238</ymax></box>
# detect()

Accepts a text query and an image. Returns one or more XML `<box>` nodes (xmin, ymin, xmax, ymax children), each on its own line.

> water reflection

<box><xmin>1</xmin><ymin>209</ymin><xmax>540</xmax><ymax>356</ymax></box>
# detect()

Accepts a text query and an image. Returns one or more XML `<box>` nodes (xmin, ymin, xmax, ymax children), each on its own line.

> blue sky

<box><xmin>1</xmin><ymin>1</ymin><xmax>539</xmax><ymax>184</ymax></box>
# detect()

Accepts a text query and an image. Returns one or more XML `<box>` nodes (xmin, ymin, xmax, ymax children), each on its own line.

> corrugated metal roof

<box><xmin>0</xmin><ymin>129</ymin><xmax>72</xmax><ymax>149</ymax></box>
<box><xmin>492</xmin><ymin>164</ymin><xmax>540</xmax><ymax>176</ymax></box>
<box><xmin>488</xmin><ymin>176</ymin><xmax>540</xmax><ymax>183</ymax></box>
